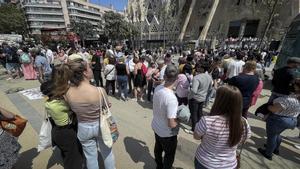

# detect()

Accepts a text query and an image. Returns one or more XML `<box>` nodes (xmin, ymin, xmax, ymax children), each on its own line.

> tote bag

<box><xmin>97</xmin><ymin>88</ymin><xmax>119</xmax><ymax>148</ymax></box>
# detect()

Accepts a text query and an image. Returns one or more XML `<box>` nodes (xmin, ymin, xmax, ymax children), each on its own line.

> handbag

<box><xmin>255</xmin><ymin>103</ymin><xmax>271</xmax><ymax>116</ymax></box>
<box><xmin>37</xmin><ymin>111</ymin><xmax>52</xmax><ymax>152</ymax></box>
<box><xmin>236</xmin><ymin>119</ymin><xmax>248</xmax><ymax>168</ymax></box>
<box><xmin>0</xmin><ymin>107</ymin><xmax>27</xmax><ymax>137</ymax></box>
<box><xmin>97</xmin><ymin>87</ymin><xmax>119</xmax><ymax>148</ymax></box>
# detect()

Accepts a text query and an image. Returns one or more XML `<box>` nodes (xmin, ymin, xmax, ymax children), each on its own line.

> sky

<box><xmin>90</xmin><ymin>0</ymin><xmax>128</xmax><ymax>11</ymax></box>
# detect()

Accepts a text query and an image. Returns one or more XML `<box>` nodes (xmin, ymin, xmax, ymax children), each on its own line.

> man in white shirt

<box><xmin>152</xmin><ymin>64</ymin><xmax>179</xmax><ymax>169</ymax></box>
<box><xmin>227</xmin><ymin>51</ymin><xmax>245</xmax><ymax>79</ymax></box>
<box><xmin>153</xmin><ymin>59</ymin><xmax>167</xmax><ymax>88</ymax></box>
<box><xmin>45</xmin><ymin>46</ymin><xmax>54</xmax><ymax>67</ymax></box>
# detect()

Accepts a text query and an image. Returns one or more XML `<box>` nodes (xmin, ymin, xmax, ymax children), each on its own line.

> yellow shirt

<box><xmin>45</xmin><ymin>100</ymin><xmax>70</xmax><ymax>126</ymax></box>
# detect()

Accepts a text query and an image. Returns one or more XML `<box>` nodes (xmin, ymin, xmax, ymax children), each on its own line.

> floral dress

<box><xmin>0</xmin><ymin>127</ymin><xmax>21</xmax><ymax>168</ymax></box>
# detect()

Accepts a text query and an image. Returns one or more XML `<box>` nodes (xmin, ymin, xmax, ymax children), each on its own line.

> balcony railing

<box><xmin>23</xmin><ymin>2</ymin><xmax>62</xmax><ymax>8</ymax></box>
<box><xmin>68</xmin><ymin>6</ymin><xmax>102</xmax><ymax>16</ymax></box>
<box><xmin>27</xmin><ymin>17</ymin><xmax>65</xmax><ymax>22</ymax></box>
<box><xmin>26</xmin><ymin>10</ymin><xmax>63</xmax><ymax>15</ymax></box>
<box><xmin>29</xmin><ymin>24</ymin><xmax>66</xmax><ymax>29</ymax></box>
<box><xmin>69</xmin><ymin>13</ymin><xmax>101</xmax><ymax>21</ymax></box>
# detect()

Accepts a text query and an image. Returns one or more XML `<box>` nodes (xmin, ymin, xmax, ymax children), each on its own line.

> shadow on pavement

<box><xmin>249</xmin><ymin>133</ymin><xmax>300</xmax><ymax>166</ymax></box>
<box><xmin>124</xmin><ymin>136</ymin><xmax>155</xmax><ymax>169</ymax></box>
<box><xmin>15</xmin><ymin>148</ymin><xmax>39</xmax><ymax>169</ymax></box>
<box><xmin>46</xmin><ymin>147</ymin><xmax>63</xmax><ymax>168</ymax></box>
<box><xmin>137</xmin><ymin>100</ymin><xmax>153</xmax><ymax>110</ymax></box>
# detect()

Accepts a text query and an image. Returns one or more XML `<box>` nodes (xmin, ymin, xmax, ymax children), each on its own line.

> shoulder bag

<box><xmin>0</xmin><ymin>107</ymin><xmax>27</xmax><ymax>137</ymax></box>
<box><xmin>104</xmin><ymin>67</ymin><xmax>115</xmax><ymax>79</ymax></box>
<box><xmin>97</xmin><ymin>87</ymin><xmax>119</xmax><ymax>148</ymax></box>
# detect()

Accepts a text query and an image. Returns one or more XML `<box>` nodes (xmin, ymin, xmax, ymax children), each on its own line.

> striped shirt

<box><xmin>273</xmin><ymin>95</ymin><xmax>300</xmax><ymax>117</ymax></box>
<box><xmin>194</xmin><ymin>115</ymin><xmax>251</xmax><ymax>169</ymax></box>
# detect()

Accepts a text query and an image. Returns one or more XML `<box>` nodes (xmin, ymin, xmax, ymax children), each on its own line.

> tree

<box><xmin>70</xmin><ymin>20</ymin><xmax>96</xmax><ymax>47</ymax></box>
<box><xmin>103</xmin><ymin>11</ymin><xmax>136</xmax><ymax>43</ymax></box>
<box><xmin>259</xmin><ymin>0</ymin><xmax>284</xmax><ymax>48</ymax></box>
<box><xmin>0</xmin><ymin>4</ymin><xmax>27</xmax><ymax>35</ymax></box>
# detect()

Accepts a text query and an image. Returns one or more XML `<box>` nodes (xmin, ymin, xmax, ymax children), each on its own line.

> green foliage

<box><xmin>103</xmin><ymin>11</ymin><xmax>139</xmax><ymax>42</ymax></box>
<box><xmin>0</xmin><ymin>4</ymin><xmax>27</xmax><ymax>35</ymax></box>
<box><xmin>70</xmin><ymin>20</ymin><xmax>96</xmax><ymax>46</ymax></box>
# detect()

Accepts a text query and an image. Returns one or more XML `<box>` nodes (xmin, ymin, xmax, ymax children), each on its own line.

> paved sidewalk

<box><xmin>0</xmin><ymin>69</ymin><xmax>299</xmax><ymax>169</ymax></box>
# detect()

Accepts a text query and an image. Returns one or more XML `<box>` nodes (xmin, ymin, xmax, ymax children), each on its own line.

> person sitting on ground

<box><xmin>194</xmin><ymin>85</ymin><xmax>251</xmax><ymax>169</ymax></box>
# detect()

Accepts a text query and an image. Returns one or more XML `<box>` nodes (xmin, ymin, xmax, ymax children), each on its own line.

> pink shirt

<box><xmin>175</xmin><ymin>74</ymin><xmax>193</xmax><ymax>98</ymax></box>
<box><xmin>195</xmin><ymin>116</ymin><xmax>251</xmax><ymax>169</ymax></box>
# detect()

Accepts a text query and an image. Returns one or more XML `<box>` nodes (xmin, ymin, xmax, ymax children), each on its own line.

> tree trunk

<box><xmin>178</xmin><ymin>0</ymin><xmax>197</xmax><ymax>43</ymax></box>
<box><xmin>259</xmin><ymin>0</ymin><xmax>280</xmax><ymax>49</ymax></box>
<box><xmin>198</xmin><ymin>0</ymin><xmax>220</xmax><ymax>47</ymax></box>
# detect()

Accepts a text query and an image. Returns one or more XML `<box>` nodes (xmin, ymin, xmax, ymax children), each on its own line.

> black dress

<box><xmin>134</xmin><ymin>69</ymin><xmax>146</xmax><ymax>88</ymax></box>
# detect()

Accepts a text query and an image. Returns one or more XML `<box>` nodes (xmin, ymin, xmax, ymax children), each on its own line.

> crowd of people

<box><xmin>0</xmin><ymin>41</ymin><xmax>299</xmax><ymax>169</ymax></box>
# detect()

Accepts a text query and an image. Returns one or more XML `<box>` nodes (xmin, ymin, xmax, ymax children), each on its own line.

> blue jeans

<box><xmin>265</xmin><ymin>114</ymin><xmax>297</xmax><ymax>156</ymax></box>
<box><xmin>77</xmin><ymin>121</ymin><xmax>115</xmax><ymax>169</ymax></box>
<box><xmin>194</xmin><ymin>158</ymin><xmax>207</xmax><ymax>169</ymax></box>
<box><xmin>117</xmin><ymin>75</ymin><xmax>128</xmax><ymax>98</ymax></box>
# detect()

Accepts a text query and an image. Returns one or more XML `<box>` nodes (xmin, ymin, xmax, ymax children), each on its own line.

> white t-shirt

<box><xmin>46</xmin><ymin>49</ymin><xmax>54</xmax><ymax>64</ymax></box>
<box><xmin>104</xmin><ymin>64</ymin><xmax>116</xmax><ymax>80</ymax></box>
<box><xmin>159</xmin><ymin>65</ymin><xmax>167</xmax><ymax>80</ymax></box>
<box><xmin>227</xmin><ymin>60</ymin><xmax>245</xmax><ymax>78</ymax></box>
<box><xmin>152</xmin><ymin>85</ymin><xmax>179</xmax><ymax>137</ymax></box>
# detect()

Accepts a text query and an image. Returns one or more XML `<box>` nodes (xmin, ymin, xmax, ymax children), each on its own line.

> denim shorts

<box><xmin>6</xmin><ymin>63</ymin><xmax>20</xmax><ymax>72</ymax></box>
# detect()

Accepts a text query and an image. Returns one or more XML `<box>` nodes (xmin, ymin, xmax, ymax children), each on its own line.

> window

<box><xmin>228</xmin><ymin>20</ymin><xmax>241</xmax><ymax>38</ymax></box>
<box><xmin>244</xmin><ymin>20</ymin><xmax>260</xmax><ymax>37</ymax></box>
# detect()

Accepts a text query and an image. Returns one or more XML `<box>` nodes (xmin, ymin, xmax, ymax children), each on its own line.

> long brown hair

<box><xmin>210</xmin><ymin>85</ymin><xmax>243</xmax><ymax>147</ymax></box>
<box><xmin>51</xmin><ymin>59</ymin><xmax>87</xmax><ymax>98</ymax></box>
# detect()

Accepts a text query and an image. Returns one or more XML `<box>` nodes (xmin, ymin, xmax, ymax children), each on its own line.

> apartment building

<box><xmin>21</xmin><ymin>0</ymin><xmax>116</xmax><ymax>34</ymax></box>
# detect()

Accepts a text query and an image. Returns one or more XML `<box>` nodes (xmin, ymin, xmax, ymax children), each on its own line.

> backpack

<box><xmin>141</xmin><ymin>63</ymin><xmax>148</xmax><ymax>76</ymax></box>
<box><xmin>20</xmin><ymin>53</ymin><xmax>31</xmax><ymax>64</ymax></box>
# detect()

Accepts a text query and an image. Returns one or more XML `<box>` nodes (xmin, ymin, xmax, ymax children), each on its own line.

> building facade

<box><xmin>21</xmin><ymin>0</ymin><xmax>116</xmax><ymax>34</ymax></box>
<box><xmin>128</xmin><ymin>0</ymin><xmax>300</xmax><ymax>49</ymax></box>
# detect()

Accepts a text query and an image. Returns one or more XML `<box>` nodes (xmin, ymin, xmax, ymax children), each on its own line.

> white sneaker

<box><xmin>140</xmin><ymin>98</ymin><xmax>145</xmax><ymax>102</ymax></box>
<box><xmin>286</xmin><ymin>136</ymin><xmax>300</xmax><ymax>143</ymax></box>
<box><xmin>184</xmin><ymin>129</ymin><xmax>193</xmax><ymax>134</ymax></box>
<box><xmin>131</xmin><ymin>98</ymin><xmax>137</xmax><ymax>102</ymax></box>
<box><xmin>294</xmin><ymin>144</ymin><xmax>300</xmax><ymax>150</ymax></box>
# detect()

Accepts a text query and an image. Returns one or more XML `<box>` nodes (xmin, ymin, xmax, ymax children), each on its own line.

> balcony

<box><xmin>29</xmin><ymin>24</ymin><xmax>66</xmax><ymax>29</ymax></box>
<box><xmin>25</xmin><ymin>10</ymin><xmax>63</xmax><ymax>15</ymax></box>
<box><xmin>69</xmin><ymin>13</ymin><xmax>101</xmax><ymax>21</ymax></box>
<box><xmin>23</xmin><ymin>2</ymin><xmax>62</xmax><ymax>8</ymax></box>
<box><xmin>68</xmin><ymin>6</ymin><xmax>102</xmax><ymax>16</ymax></box>
<box><xmin>27</xmin><ymin>17</ymin><xmax>65</xmax><ymax>22</ymax></box>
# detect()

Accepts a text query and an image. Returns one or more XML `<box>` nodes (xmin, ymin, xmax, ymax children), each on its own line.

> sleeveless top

<box><xmin>116</xmin><ymin>63</ymin><xmax>127</xmax><ymax>76</ymax></box>
<box><xmin>67</xmin><ymin>100</ymin><xmax>101</xmax><ymax>123</ymax></box>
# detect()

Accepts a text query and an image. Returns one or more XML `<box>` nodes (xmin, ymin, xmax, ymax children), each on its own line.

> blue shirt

<box><xmin>35</xmin><ymin>55</ymin><xmax>52</xmax><ymax>75</ymax></box>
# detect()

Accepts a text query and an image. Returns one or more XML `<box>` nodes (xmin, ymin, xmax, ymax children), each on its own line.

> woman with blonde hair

<box><xmin>52</xmin><ymin>59</ymin><xmax>115</xmax><ymax>169</ymax></box>
<box><xmin>194</xmin><ymin>85</ymin><xmax>251</xmax><ymax>169</ymax></box>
